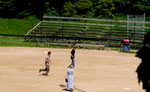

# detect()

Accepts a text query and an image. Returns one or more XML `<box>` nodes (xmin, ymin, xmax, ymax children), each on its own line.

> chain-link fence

<box><xmin>127</xmin><ymin>14</ymin><xmax>145</xmax><ymax>41</ymax></box>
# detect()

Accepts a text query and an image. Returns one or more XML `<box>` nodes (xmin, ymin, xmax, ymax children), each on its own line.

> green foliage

<box><xmin>0</xmin><ymin>0</ymin><xmax>17</xmax><ymax>17</ymax></box>
<box><xmin>63</xmin><ymin>1</ymin><xmax>77</xmax><ymax>17</ymax></box>
<box><xmin>44</xmin><ymin>2</ymin><xmax>59</xmax><ymax>16</ymax></box>
<box><xmin>62</xmin><ymin>0</ymin><xmax>94</xmax><ymax>18</ymax></box>
<box><xmin>75</xmin><ymin>0</ymin><xmax>94</xmax><ymax>17</ymax></box>
<box><xmin>113</xmin><ymin>0</ymin><xmax>150</xmax><ymax>15</ymax></box>
<box><xmin>94</xmin><ymin>0</ymin><xmax>115</xmax><ymax>18</ymax></box>
<box><xmin>1</xmin><ymin>0</ymin><xmax>150</xmax><ymax>19</ymax></box>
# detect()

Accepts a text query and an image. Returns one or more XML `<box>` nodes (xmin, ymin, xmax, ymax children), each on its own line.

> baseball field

<box><xmin>0</xmin><ymin>47</ymin><xmax>144</xmax><ymax>92</ymax></box>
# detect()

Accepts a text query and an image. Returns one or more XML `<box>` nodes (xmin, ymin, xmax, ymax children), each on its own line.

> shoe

<box><xmin>66</xmin><ymin>89</ymin><xmax>70</xmax><ymax>91</ymax></box>
<box><xmin>42</xmin><ymin>73</ymin><xmax>48</xmax><ymax>76</ymax></box>
<box><xmin>67</xmin><ymin>89</ymin><xmax>73</xmax><ymax>92</ymax></box>
<box><xmin>39</xmin><ymin>69</ymin><xmax>41</xmax><ymax>73</ymax></box>
<box><xmin>70</xmin><ymin>88</ymin><xmax>73</xmax><ymax>91</ymax></box>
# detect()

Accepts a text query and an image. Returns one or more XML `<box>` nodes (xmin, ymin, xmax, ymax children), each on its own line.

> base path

<box><xmin>0</xmin><ymin>47</ymin><xmax>144</xmax><ymax>92</ymax></box>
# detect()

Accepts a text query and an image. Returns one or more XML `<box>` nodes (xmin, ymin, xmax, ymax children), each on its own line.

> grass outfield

<box><xmin>0</xmin><ymin>36</ymin><xmax>71</xmax><ymax>49</ymax></box>
<box><xmin>0</xmin><ymin>36</ymin><xmax>36</xmax><ymax>47</ymax></box>
<box><xmin>0</xmin><ymin>16</ymin><xmax>39</xmax><ymax>35</ymax></box>
<box><xmin>0</xmin><ymin>16</ymin><xmax>40</xmax><ymax>47</ymax></box>
<box><xmin>0</xmin><ymin>35</ymin><xmax>137</xmax><ymax>53</ymax></box>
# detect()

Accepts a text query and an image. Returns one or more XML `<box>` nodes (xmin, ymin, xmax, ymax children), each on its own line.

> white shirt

<box><xmin>45</xmin><ymin>56</ymin><xmax>50</xmax><ymax>64</ymax></box>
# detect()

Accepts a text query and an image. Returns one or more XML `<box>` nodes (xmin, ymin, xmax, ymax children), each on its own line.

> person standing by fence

<box><xmin>120</xmin><ymin>39</ymin><xmax>130</xmax><ymax>52</ymax></box>
<box><xmin>39</xmin><ymin>51</ymin><xmax>51</xmax><ymax>76</ymax></box>
<box><xmin>71</xmin><ymin>48</ymin><xmax>75</xmax><ymax>67</ymax></box>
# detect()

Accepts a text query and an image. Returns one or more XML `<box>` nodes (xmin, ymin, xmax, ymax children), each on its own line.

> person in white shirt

<box><xmin>66</xmin><ymin>65</ymin><xmax>74</xmax><ymax>91</ymax></box>
<box><xmin>39</xmin><ymin>51</ymin><xmax>51</xmax><ymax>76</ymax></box>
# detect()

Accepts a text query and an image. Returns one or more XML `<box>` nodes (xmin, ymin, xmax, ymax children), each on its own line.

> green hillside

<box><xmin>0</xmin><ymin>16</ymin><xmax>39</xmax><ymax>35</ymax></box>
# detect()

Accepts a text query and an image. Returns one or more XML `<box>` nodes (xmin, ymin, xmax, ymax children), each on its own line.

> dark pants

<box><xmin>71</xmin><ymin>58</ymin><xmax>75</xmax><ymax>67</ymax></box>
<box><xmin>40</xmin><ymin>63</ymin><xmax>49</xmax><ymax>75</ymax></box>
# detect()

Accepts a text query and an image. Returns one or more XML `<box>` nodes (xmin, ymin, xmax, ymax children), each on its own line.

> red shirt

<box><xmin>122</xmin><ymin>39</ymin><xmax>130</xmax><ymax>45</ymax></box>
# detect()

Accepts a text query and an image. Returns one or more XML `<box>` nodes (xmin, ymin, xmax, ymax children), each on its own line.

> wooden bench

<box><xmin>76</xmin><ymin>44</ymin><xmax>105</xmax><ymax>50</ymax></box>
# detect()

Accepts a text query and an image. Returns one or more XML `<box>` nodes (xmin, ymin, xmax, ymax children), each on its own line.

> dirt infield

<box><xmin>0</xmin><ymin>47</ymin><xmax>144</xmax><ymax>92</ymax></box>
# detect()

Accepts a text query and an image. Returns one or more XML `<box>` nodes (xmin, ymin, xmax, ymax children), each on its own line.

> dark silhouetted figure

<box><xmin>136</xmin><ymin>31</ymin><xmax>150</xmax><ymax>92</ymax></box>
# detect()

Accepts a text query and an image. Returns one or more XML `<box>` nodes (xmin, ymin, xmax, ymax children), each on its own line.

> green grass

<box><xmin>0</xmin><ymin>35</ymin><xmax>140</xmax><ymax>53</ymax></box>
<box><xmin>0</xmin><ymin>36</ymin><xmax>72</xmax><ymax>49</ymax></box>
<box><xmin>0</xmin><ymin>36</ymin><xmax>36</xmax><ymax>47</ymax></box>
<box><xmin>0</xmin><ymin>16</ymin><xmax>40</xmax><ymax>47</ymax></box>
<box><xmin>0</xmin><ymin>16</ymin><xmax>40</xmax><ymax>35</ymax></box>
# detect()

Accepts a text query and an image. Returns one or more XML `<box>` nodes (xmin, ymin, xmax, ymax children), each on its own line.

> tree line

<box><xmin>0</xmin><ymin>0</ymin><xmax>150</xmax><ymax>20</ymax></box>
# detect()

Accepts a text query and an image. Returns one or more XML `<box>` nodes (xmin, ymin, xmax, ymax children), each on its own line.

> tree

<box><xmin>113</xmin><ymin>0</ymin><xmax>150</xmax><ymax>16</ymax></box>
<box><xmin>31</xmin><ymin>0</ymin><xmax>46</xmax><ymax>20</ymax></box>
<box><xmin>62</xmin><ymin>0</ymin><xmax>94</xmax><ymax>18</ymax></box>
<box><xmin>0</xmin><ymin>0</ymin><xmax>17</xmax><ymax>17</ymax></box>
<box><xmin>44</xmin><ymin>2</ymin><xmax>59</xmax><ymax>16</ymax></box>
<box><xmin>63</xmin><ymin>1</ymin><xmax>77</xmax><ymax>17</ymax></box>
<box><xmin>0</xmin><ymin>0</ymin><xmax>46</xmax><ymax>19</ymax></box>
<box><xmin>75</xmin><ymin>0</ymin><xmax>94</xmax><ymax>17</ymax></box>
<box><xmin>1</xmin><ymin>0</ymin><xmax>150</xmax><ymax>19</ymax></box>
<box><xmin>94</xmin><ymin>0</ymin><xmax>115</xmax><ymax>18</ymax></box>
<box><xmin>46</xmin><ymin>0</ymin><xmax>66</xmax><ymax>16</ymax></box>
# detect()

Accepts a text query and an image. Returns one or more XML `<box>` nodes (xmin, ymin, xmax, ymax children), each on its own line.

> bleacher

<box><xmin>24</xmin><ymin>16</ymin><xmax>150</xmax><ymax>49</ymax></box>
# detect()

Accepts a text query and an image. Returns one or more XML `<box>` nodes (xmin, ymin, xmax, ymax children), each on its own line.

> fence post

<box><xmin>9</xmin><ymin>36</ymin><xmax>12</xmax><ymax>44</ymax></box>
<box><xmin>127</xmin><ymin>14</ymin><xmax>129</xmax><ymax>39</ymax></box>
<box><xmin>0</xmin><ymin>36</ymin><xmax>1</xmax><ymax>45</ymax></box>
<box><xmin>25</xmin><ymin>30</ymin><xmax>27</xmax><ymax>41</ymax></box>
<box><xmin>84</xmin><ymin>20</ymin><xmax>86</xmax><ymax>46</ymax></box>
<box><xmin>109</xmin><ymin>19</ymin><xmax>112</xmax><ymax>46</ymax></box>
<box><xmin>62</xmin><ymin>19</ymin><xmax>64</xmax><ymax>41</ymax></box>
<box><xmin>36</xmin><ymin>38</ymin><xmax>39</xmax><ymax>47</ymax></box>
<box><xmin>143</xmin><ymin>13</ymin><xmax>145</xmax><ymax>38</ymax></box>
